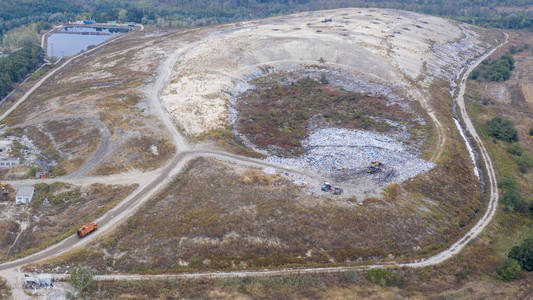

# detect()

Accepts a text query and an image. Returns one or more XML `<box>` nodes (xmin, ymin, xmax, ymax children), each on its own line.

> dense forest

<box><xmin>0</xmin><ymin>44</ymin><xmax>44</xmax><ymax>99</ymax></box>
<box><xmin>0</xmin><ymin>0</ymin><xmax>80</xmax><ymax>37</ymax></box>
<box><xmin>68</xmin><ymin>0</ymin><xmax>533</xmax><ymax>29</ymax></box>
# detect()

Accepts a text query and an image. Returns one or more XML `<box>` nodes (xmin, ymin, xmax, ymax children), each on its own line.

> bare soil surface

<box><xmin>0</xmin><ymin>31</ymin><xmax>179</xmax><ymax>178</ymax></box>
<box><xmin>161</xmin><ymin>8</ymin><xmax>493</xmax><ymax>139</ymax></box>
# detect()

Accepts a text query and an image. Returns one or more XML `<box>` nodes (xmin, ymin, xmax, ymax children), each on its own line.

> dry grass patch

<box><xmin>16</xmin><ymin>118</ymin><xmax>101</xmax><ymax>176</ymax></box>
<box><xmin>38</xmin><ymin>157</ymin><xmax>483</xmax><ymax>274</ymax></box>
<box><xmin>2</xmin><ymin>183</ymin><xmax>136</xmax><ymax>261</ymax></box>
<box><xmin>92</xmin><ymin>135</ymin><xmax>175</xmax><ymax>175</ymax></box>
<box><xmin>64</xmin><ymin>268</ymin><xmax>531</xmax><ymax>300</ymax></box>
<box><xmin>236</xmin><ymin>75</ymin><xmax>429</xmax><ymax>157</ymax></box>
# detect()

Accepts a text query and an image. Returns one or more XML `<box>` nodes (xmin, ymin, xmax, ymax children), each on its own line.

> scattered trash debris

<box><xmin>25</xmin><ymin>274</ymin><xmax>54</xmax><ymax>289</ymax></box>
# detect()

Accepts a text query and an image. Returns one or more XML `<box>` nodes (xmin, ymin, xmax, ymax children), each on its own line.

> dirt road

<box><xmin>42</xmin><ymin>32</ymin><xmax>508</xmax><ymax>283</ymax></box>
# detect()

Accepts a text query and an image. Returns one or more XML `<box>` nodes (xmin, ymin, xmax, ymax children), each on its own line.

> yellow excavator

<box><xmin>366</xmin><ymin>161</ymin><xmax>383</xmax><ymax>174</ymax></box>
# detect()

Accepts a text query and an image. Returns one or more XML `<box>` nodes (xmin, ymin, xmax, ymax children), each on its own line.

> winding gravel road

<box><xmin>44</xmin><ymin>32</ymin><xmax>510</xmax><ymax>282</ymax></box>
<box><xmin>0</xmin><ymin>24</ymin><xmax>508</xmax><ymax>297</ymax></box>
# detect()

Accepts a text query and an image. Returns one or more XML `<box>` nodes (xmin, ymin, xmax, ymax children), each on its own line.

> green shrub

<box><xmin>501</xmin><ymin>189</ymin><xmax>527</xmax><ymax>213</ymax></box>
<box><xmin>516</xmin><ymin>151</ymin><xmax>533</xmax><ymax>173</ymax></box>
<box><xmin>507</xmin><ymin>143</ymin><xmax>523</xmax><ymax>156</ymax></box>
<box><xmin>456</xmin><ymin>267</ymin><xmax>472</xmax><ymax>280</ymax></box>
<box><xmin>529</xmin><ymin>127</ymin><xmax>533</xmax><ymax>136</ymax></box>
<box><xmin>498</xmin><ymin>176</ymin><xmax>517</xmax><ymax>191</ymax></box>
<box><xmin>344</xmin><ymin>270</ymin><xmax>358</xmax><ymax>283</ymax></box>
<box><xmin>508</xmin><ymin>237</ymin><xmax>533</xmax><ymax>271</ymax></box>
<box><xmin>496</xmin><ymin>258</ymin><xmax>521</xmax><ymax>281</ymax></box>
<box><xmin>472</xmin><ymin>53</ymin><xmax>515</xmax><ymax>82</ymax></box>
<box><xmin>499</xmin><ymin>176</ymin><xmax>527</xmax><ymax>213</ymax></box>
<box><xmin>366</xmin><ymin>268</ymin><xmax>405</xmax><ymax>287</ymax></box>
<box><xmin>487</xmin><ymin>117</ymin><xmax>518</xmax><ymax>142</ymax></box>
<box><xmin>320</xmin><ymin>73</ymin><xmax>329</xmax><ymax>84</ymax></box>
<box><xmin>69</xmin><ymin>266</ymin><xmax>95</xmax><ymax>293</ymax></box>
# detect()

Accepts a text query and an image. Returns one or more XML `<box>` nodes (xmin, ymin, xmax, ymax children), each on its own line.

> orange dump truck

<box><xmin>77</xmin><ymin>222</ymin><xmax>98</xmax><ymax>238</ymax></box>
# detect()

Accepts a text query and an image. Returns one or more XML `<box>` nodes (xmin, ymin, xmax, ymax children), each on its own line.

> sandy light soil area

<box><xmin>161</xmin><ymin>8</ymin><xmax>493</xmax><ymax>136</ymax></box>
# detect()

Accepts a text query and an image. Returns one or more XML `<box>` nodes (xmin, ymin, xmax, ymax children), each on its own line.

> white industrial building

<box><xmin>0</xmin><ymin>157</ymin><xmax>19</xmax><ymax>168</ymax></box>
<box><xmin>16</xmin><ymin>186</ymin><xmax>35</xmax><ymax>204</ymax></box>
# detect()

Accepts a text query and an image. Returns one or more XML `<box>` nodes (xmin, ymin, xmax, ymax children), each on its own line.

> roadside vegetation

<box><xmin>55</xmin><ymin>266</ymin><xmax>533</xmax><ymax>299</ymax></box>
<box><xmin>470</xmin><ymin>53</ymin><xmax>515</xmax><ymax>82</ymax></box>
<box><xmin>463</xmin><ymin>30</ymin><xmax>533</xmax><ymax>289</ymax></box>
<box><xmin>365</xmin><ymin>268</ymin><xmax>405</xmax><ymax>288</ymax></box>
<box><xmin>69</xmin><ymin>266</ymin><xmax>95</xmax><ymax>296</ymax></box>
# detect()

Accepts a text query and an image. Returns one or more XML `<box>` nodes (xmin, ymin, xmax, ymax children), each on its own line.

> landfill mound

<box><xmin>161</xmin><ymin>8</ymin><xmax>491</xmax><ymax>136</ymax></box>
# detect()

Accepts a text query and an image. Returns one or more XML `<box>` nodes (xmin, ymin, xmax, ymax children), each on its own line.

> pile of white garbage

<box><xmin>266</xmin><ymin>128</ymin><xmax>435</xmax><ymax>198</ymax></box>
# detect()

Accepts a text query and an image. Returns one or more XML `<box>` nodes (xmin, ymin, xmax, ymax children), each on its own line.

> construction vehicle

<box><xmin>77</xmin><ymin>222</ymin><xmax>98</xmax><ymax>238</ymax></box>
<box><xmin>366</xmin><ymin>161</ymin><xmax>383</xmax><ymax>174</ymax></box>
<box><xmin>321</xmin><ymin>182</ymin><xmax>343</xmax><ymax>195</ymax></box>
<box><xmin>333</xmin><ymin>186</ymin><xmax>343</xmax><ymax>195</ymax></box>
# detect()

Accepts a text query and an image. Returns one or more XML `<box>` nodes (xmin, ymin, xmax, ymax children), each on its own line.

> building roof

<box><xmin>0</xmin><ymin>157</ymin><xmax>19</xmax><ymax>162</ymax></box>
<box><xmin>16</xmin><ymin>186</ymin><xmax>34</xmax><ymax>198</ymax></box>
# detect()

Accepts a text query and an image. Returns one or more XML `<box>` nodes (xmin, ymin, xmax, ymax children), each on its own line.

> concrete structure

<box><xmin>0</xmin><ymin>157</ymin><xmax>19</xmax><ymax>168</ymax></box>
<box><xmin>16</xmin><ymin>186</ymin><xmax>34</xmax><ymax>204</ymax></box>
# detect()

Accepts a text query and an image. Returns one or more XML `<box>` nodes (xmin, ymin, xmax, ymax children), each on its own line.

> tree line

<box><xmin>0</xmin><ymin>44</ymin><xmax>44</xmax><ymax>100</ymax></box>
<box><xmin>0</xmin><ymin>0</ymin><xmax>80</xmax><ymax>37</ymax></box>
<box><xmin>70</xmin><ymin>0</ymin><xmax>533</xmax><ymax>30</ymax></box>
<box><xmin>1</xmin><ymin>0</ymin><xmax>532</xmax><ymax>38</ymax></box>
